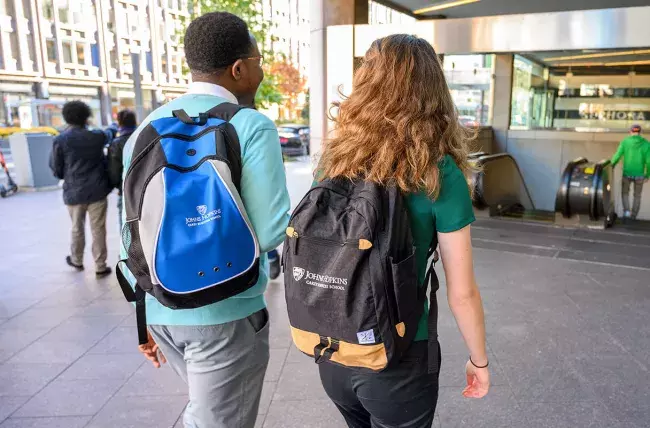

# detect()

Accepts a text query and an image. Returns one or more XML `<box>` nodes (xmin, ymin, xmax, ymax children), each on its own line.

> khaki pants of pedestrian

<box><xmin>67</xmin><ymin>198</ymin><xmax>108</xmax><ymax>271</ymax></box>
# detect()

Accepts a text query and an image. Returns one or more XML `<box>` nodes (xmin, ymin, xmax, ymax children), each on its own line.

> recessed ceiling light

<box><xmin>414</xmin><ymin>0</ymin><xmax>481</xmax><ymax>15</ymax></box>
<box><xmin>544</xmin><ymin>49</ymin><xmax>650</xmax><ymax>62</ymax></box>
<box><xmin>550</xmin><ymin>60</ymin><xmax>650</xmax><ymax>67</ymax></box>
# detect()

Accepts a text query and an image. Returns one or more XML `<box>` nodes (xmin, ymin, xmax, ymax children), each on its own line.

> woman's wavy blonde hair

<box><xmin>318</xmin><ymin>34</ymin><xmax>475</xmax><ymax>198</ymax></box>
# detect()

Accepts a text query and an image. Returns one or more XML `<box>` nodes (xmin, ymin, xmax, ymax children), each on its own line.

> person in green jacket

<box><xmin>611</xmin><ymin>124</ymin><xmax>650</xmax><ymax>219</ymax></box>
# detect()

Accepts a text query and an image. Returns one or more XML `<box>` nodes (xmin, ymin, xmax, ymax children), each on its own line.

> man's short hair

<box><xmin>631</xmin><ymin>124</ymin><xmax>642</xmax><ymax>133</ymax></box>
<box><xmin>117</xmin><ymin>109</ymin><xmax>137</xmax><ymax>128</ymax></box>
<box><xmin>184</xmin><ymin>12</ymin><xmax>253</xmax><ymax>74</ymax></box>
<box><xmin>62</xmin><ymin>101</ymin><xmax>92</xmax><ymax>127</ymax></box>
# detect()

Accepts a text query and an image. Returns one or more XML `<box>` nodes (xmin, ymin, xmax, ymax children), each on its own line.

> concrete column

<box><xmin>309</xmin><ymin>0</ymin><xmax>368</xmax><ymax>164</ymax></box>
<box><xmin>490</xmin><ymin>54</ymin><xmax>513</xmax><ymax>153</ymax></box>
<box><xmin>99</xmin><ymin>85</ymin><xmax>112</xmax><ymax>126</ymax></box>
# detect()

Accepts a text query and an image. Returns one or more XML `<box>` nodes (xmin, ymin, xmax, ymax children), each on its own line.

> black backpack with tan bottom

<box><xmin>283</xmin><ymin>178</ymin><xmax>439</xmax><ymax>373</ymax></box>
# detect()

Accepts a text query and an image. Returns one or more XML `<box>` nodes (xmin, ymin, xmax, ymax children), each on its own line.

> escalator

<box><xmin>469</xmin><ymin>153</ymin><xmax>555</xmax><ymax>222</ymax></box>
<box><xmin>470</xmin><ymin>153</ymin><xmax>617</xmax><ymax>228</ymax></box>
<box><xmin>555</xmin><ymin>157</ymin><xmax>615</xmax><ymax>226</ymax></box>
<box><xmin>556</xmin><ymin>158</ymin><xmax>650</xmax><ymax>230</ymax></box>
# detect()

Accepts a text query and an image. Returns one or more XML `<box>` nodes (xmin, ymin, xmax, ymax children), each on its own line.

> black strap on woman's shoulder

<box><xmin>426</xmin><ymin>235</ymin><xmax>440</xmax><ymax>374</ymax></box>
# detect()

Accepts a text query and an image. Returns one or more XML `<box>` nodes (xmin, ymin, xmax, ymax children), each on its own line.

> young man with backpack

<box><xmin>117</xmin><ymin>12</ymin><xmax>290</xmax><ymax>428</ymax></box>
<box><xmin>107</xmin><ymin>109</ymin><xmax>137</xmax><ymax>232</ymax></box>
<box><xmin>611</xmin><ymin>124</ymin><xmax>650</xmax><ymax>220</ymax></box>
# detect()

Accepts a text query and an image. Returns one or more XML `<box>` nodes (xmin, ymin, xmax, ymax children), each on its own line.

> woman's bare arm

<box><xmin>438</xmin><ymin>225</ymin><xmax>490</xmax><ymax>398</ymax></box>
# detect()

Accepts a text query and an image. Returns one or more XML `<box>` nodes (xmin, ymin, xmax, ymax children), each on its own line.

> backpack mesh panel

<box><xmin>122</xmin><ymin>221</ymin><xmax>150</xmax><ymax>278</ymax></box>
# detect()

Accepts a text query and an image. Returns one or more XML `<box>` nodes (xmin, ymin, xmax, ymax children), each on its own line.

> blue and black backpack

<box><xmin>116</xmin><ymin>103</ymin><xmax>260</xmax><ymax>345</ymax></box>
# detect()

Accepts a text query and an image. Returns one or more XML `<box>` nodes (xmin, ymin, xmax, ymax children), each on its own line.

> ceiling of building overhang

<box><xmin>377</xmin><ymin>0</ymin><xmax>650</xmax><ymax>19</ymax></box>
<box><xmin>522</xmin><ymin>49</ymin><xmax>650</xmax><ymax>75</ymax></box>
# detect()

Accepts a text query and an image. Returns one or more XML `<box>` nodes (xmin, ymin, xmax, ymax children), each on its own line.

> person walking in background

<box><xmin>49</xmin><ymin>101</ymin><xmax>113</xmax><ymax>278</ymax></box>
<box><xmin>107</xmin><ymin>109</ymin><xmax>137</xmax><ymax>232</ymax></box>
<box><xmin>120</xmin><ymin>12</ymin><xmax>289</xmax><ymax>428</ymax></box>
<box><xmin>312</xmin><ymin>35</ymin><xmax>490</xmax><ymax>427</ymax></box>
<box><xmin>611</xmin><ymin>124</ymin><xmax>650</xmax><ymax>220</ymax></box>
<box><xmin>268</xmin><ymin>248</ymin><xmax>280</xmax><ymax>279</ymax></box>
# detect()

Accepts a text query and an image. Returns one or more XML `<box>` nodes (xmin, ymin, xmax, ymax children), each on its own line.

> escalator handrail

<box><xmin>556</xmin><ymin>157</ymin><xmax>589</xmax><ymax>218</ymax></box>
<box><xmin>468</xmin><ymin>151</ymin><xmax>489</xmax><ymax>159</ymax></box>
<box><xmin>590</xmin><ymin>159</ymin><xmax>611</xmax><ymax>221</ymax></box>
<box><xmin>472</xmin><ymin>153</ymin><xmax>536</xmax><ymax>211</ymax></box>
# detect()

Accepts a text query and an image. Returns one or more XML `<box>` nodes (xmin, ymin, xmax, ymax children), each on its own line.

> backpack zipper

<box><xmin>126</xmin><ymin>126</ymin><xmax>224</xmax><ymax>178</ymax></box>
<box><xmin>286</xmin><ymin>228</ymin><xmax>371</xmax><ymax>254</ymax></box>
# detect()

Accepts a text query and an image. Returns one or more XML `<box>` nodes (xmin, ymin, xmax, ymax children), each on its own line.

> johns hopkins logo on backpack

<box><xmin>293</xmin><ymin>267</ymin><xmax>305</xmax><ymax>281</ymax></box>
<box><xmin>292</xmin><ymin>266</ymin><xmax>347</xmax><ymax>291</ymax></box>
<box><xmin>185</xmin><ymin>205</ymin><xmax>223</xmax><ymax>227</ymax></box>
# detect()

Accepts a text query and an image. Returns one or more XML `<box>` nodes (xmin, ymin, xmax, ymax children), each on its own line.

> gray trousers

<box><xmin>149</xmin><ymin>309</ymin><xmax>270</xmax><ymax>428</ymax></box>
<box><xmin>622</xmin><ymin>177</ymin><xmax>645</xmax><ymax>219</ymax></box>
<box><xmin>67</xmin><ymin>198</ymin><xmax>108</xmax><ymax>271</ymax></box>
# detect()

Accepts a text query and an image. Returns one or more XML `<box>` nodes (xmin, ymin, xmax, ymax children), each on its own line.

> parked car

<box><xmin>277</xmin><ymin>124</ymin><xmax>310</xmax><ymax>157</ymax></box>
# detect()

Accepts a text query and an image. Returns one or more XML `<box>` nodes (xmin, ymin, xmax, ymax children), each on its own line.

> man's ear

<box><xmin>231</xmin><ymin>59</ymin><xmax>244</xmax><ymax>81</ymax></box>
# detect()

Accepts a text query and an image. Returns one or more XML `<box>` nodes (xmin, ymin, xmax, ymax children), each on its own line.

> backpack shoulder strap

<box><xmin>206</xmin><ymin>102</ymin><xmax>245</xmax><ymax>122</ymax></box>
<box><xmin>424</xmin><ymin>232</ymin><xmax>440</xmax><ymax>375</ymax></box>
<box><xmin>206</xmin><ymin>102</ymin><xmax>248</xmax><ymax>193</ymax></box>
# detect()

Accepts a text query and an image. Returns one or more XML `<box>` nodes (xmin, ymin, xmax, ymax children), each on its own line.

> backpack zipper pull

<box><xmin>286</xmin><ymin>227</ymin><xmax>299</xmax><ymax>255</ymax></box>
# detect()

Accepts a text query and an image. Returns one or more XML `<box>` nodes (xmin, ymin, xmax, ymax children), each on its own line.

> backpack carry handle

<box><xmin>172</xmin><ymin>109</ymin><xmax>209</xmax><ymax>126</ymax></box>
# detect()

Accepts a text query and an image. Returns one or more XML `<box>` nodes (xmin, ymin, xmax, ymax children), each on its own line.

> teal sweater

<box><xmin>121</xmin><ymin>94</ymin><xmax>291</xmax><ymax>326</ymax></box>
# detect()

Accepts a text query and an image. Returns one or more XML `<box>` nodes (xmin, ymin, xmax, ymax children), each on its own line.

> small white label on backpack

<box><xmin>357</xmin><ymin>329</ymin><xmax>375</xmax><ymax>344</ymax></box>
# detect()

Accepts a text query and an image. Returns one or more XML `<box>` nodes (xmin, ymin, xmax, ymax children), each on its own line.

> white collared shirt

<box><xmin>186</xmin><ymin>82</ymin><xmax>239</xmax><ymax>104</ymax></box>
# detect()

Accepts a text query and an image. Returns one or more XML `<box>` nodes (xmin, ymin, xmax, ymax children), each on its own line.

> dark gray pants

<box><xmin>319</xmin><ymin>341</ymin><xmax>440</xmax><ymax>428</ymax></box>
<box><xmin>622</xmin><ymin>177</ymin><xmax>645</xmax><ymax>219</ymax></box>
<box><xmin>149</xmin><ymin>309</ymin><xmax>270</xmax><ymax>428</ymax></box>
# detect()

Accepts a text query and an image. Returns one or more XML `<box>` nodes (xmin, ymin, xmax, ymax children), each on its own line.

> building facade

<box><xmin>0</xmin><ymin>0</ymin><xmax>312</xmax><ymax>127</ymax></box>
<box><xmin>263</xmin><ymin>0</ymin><xmax>309</xmax><ymax>77</ymax></box>
<box><xmin>261</xmin><ymin>0</ymin><xmax>309</xmax><ymax>121</ymax></box>
<box><xmin>1</xmin><ymin>0</ymin><xmax>191</xmax><ymax>128</ymax></box>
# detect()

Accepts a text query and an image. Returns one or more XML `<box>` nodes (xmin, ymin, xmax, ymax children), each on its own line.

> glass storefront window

<box><xmin>510</xmin><ymin>55</ymin><xmax>550</xmax><ymax>129</ymax></box>
<box><xmin>510</xmin><ymin>49</ymin><xmax>650</xmax><ymax>131</ymax></box>
<box><xmin>444</xmin><ymin>54</ymin><xmax>494</xmax><ymax>126</ymax></box>
<box><xmin>109</xmin><ymin>87</ymin><xmax>154</xmax><ymax>122</ymax></box>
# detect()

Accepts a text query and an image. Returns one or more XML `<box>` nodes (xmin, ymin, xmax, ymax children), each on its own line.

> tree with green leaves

<box><xmin>191</xmin><ymin>0</ymin><xmax>282</xmax><ymax>109</ymax></box>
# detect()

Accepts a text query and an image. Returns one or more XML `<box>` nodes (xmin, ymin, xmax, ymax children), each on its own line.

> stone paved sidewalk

<box><xmin>1</xmin><ymin>160</ymin><xmax>649</xmax><ymax>427</ymax></box>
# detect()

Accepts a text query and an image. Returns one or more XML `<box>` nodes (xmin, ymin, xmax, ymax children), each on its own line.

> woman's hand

<box><xmin>463</xmin><ymin>359</ymin><xmax>490</xmax><ymax>398</ymax></box>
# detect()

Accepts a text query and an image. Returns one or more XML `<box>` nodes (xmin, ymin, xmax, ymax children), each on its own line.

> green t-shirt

<box><xmin>312</xmin><ymin>154</ymin><xmax>475</xmax><ymax>342</ymax></box>
<box><xmin>408</xmin><ymin>154</ymin><xmax>476</xmax><ymax>341</ymax></box>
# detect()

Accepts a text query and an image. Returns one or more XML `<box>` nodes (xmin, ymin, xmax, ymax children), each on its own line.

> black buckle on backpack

<box><xmin>315</xmin><ymin>337</ymin><xmax>340</xmax><ymax>364</ymax></box>
<box><xmin>322</xmin><ymin>338</ymin><xmax>340</xmax><ymax>361</ymax></box>
<box><xmin>116</xmin><ymin>261</ymin><xmax>148</xmax><ymax>346</ymax></box>
<box><xmin>314</xmin><ymin>336</ymin><xmax>330</xmax><ymax>363</ymax></box>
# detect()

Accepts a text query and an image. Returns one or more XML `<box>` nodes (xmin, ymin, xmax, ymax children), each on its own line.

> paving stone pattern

<box><xmin>1</xmin><ymin>160</ymin><xmax>649</xmax><ymax>427</ymax></box>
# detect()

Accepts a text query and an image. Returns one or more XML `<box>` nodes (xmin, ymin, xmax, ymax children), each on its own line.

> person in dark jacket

<box><xmin>107</xmin><ymin>109</ymin><xmax>137</xmax><ymax>233</ymax></box>
<box><xmin>49</xmin><ymin>101</ymin><xmax>113</xmax><ymax>278</ymax></box>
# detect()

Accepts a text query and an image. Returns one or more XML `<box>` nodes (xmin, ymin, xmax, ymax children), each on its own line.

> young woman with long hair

<box><xmin>316</xmin><ymin>34</ymin><xmax>490</xmax><ymax>428</ymax></box>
